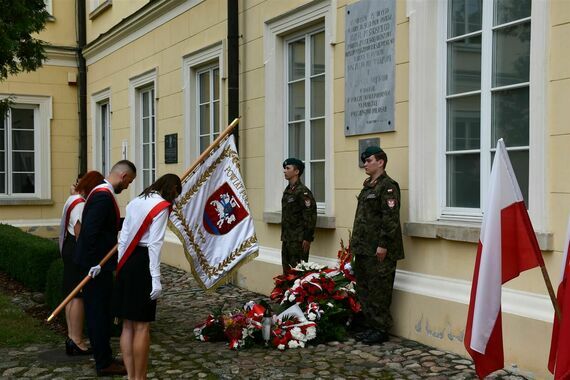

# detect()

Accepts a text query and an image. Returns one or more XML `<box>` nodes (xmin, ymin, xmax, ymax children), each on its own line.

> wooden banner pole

<box><xmin>47</xmin><ymin>118</ymin><xmax>241</xmax><ymax>322</ymax></box>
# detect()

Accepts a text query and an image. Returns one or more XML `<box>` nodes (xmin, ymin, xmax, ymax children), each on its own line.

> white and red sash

<box><xmin>86</xmin><ymin>182</ymin><xmax>121</xmax><ymax>231</ymax></box>
<box><xmin>59</xmin><ymin>195</ymin><xmax>85</xmax><ymax>252</ymax></box>
<box><xmin>116</xmin><ymin>196</ymin><xmax>171</xmax><ymax>276</ymax></box>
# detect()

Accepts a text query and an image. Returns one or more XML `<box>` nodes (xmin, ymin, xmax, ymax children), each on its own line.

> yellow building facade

<box><xmin>2</xmin><ymin>0</ymin><xmax>569</xmax><ymax>377</ymax></box>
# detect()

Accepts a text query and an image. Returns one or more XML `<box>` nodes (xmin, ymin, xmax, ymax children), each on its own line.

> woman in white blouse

<box><xmin>59</xmin><ymin>170</ymin><xmax>104</xmax><ymax>355</ymax></box>
<box><xmin>114</xmin><ymin>173</ymin><xmax>181</xmax><ymax>380</ymax></box>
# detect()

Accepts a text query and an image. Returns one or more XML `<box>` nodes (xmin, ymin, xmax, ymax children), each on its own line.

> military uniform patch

<box><xmin>387</xmin><ymin>198</ymin><xmax>397</xmax><ymax>208</ymax></box>
<box><xmin>304</xmin><ymin>197</ymin><xmax>312</xmax><ymax>207</ymax></box>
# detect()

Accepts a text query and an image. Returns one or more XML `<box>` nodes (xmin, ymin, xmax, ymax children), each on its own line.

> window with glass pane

<box><xmin>445</xmin><ymin>0</ymin><xmax>530</xmax><ymax>210</ymax></box>
<box><xmin>0</xmin><ymin>107</ymin><xmax>36</xmax><ymax>194</ymax></box>
<box><xmin>99</xmin><ymin>102</ymin><xmax>110</xmax><ymax>176</ymax></box>
<box><xmin>197</xmin><ymin>66</ymin><xmax>220</xmax><ymax>153</ymax></box>
<box><xmin>140</xmin><ymin>88</ymin><xmax>155</xmax><ymax>189</ymax></box>
<box><xmin>286</xmin><ymin>29</ymin><xmax>326</xmax><ymax>204</ymax></box>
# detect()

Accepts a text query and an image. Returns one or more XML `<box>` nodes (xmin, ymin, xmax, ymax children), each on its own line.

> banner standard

<box><xmin>169</xmin><ymin>134</ymin><xmax>258</xmax><ymax>289</ymax></box>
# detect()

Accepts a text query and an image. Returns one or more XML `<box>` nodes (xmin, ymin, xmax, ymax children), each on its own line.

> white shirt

<box><xmin>118</xmin><ymin>193</ymin><xmax>169</xmax><ymax>278</ymax></box>
<box><xmin>63</xmin><ymin>194</ymin><xmax>85</xmax><ymax>236</ymax></box>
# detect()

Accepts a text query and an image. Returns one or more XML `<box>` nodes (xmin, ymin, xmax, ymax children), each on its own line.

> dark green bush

<box><xmin>45</xmin><ymin>259</ymin><xmax>64</xmax><ymax>311</ymax></box>
<box><xmin>0</xmin><ymin>224</ymin><xmax>60</xmax><ymax>292</ymax></box>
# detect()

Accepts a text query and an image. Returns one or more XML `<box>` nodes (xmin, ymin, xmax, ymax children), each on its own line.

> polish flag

<box><xmin>464</xmin><ymin>139</ymin><xmax>545</xmax><ymax>378</ymax></box>
<box><xmin>548</xmin><ymin>216</ymin><xmax>570</xmax><ymax>379</ymax></box>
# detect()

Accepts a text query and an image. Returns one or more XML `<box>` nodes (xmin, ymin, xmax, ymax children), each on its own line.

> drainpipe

<box><xmin>227</xmin><ymin>0</ymin><xmax>239</xmax><ymax>151</ymax></box>
<box><xmin>77</xmin><ymin>0</ymin><xmax>87</xmax><ymax>175</ymax></box>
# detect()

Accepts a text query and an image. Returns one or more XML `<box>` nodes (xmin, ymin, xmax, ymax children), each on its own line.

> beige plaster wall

<box><xmin>86</xmin><ymin>0</ymin><xmax>150</xmax><ymax>43</ymax></box>
<box><xmin>0</xmin><ymin>65</ymin><xmax>79</xmax><ymax>221</ymax></box>
<box><xmin>39</xmin><ymin>0</ymin><xmax>78</xmax><ymax>47</ymax></box>
<box><xmin>86</xmin><ymin>0</ymin><xmax>228</xmax><ymax>209</ymax></box>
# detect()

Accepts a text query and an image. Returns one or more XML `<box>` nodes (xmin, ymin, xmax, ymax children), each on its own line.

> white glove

<box><xmin>150</xmin><ymin>276</ymin><xmax>162</xmax><ymax>300</ymax></box>
<box><xmin>88</xmin><ymin>265</ymin><xmax>101</xmax><ymax>278</ymax></box>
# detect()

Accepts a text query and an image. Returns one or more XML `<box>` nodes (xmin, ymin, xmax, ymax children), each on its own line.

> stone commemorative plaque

<box><xmin>345</xmin><ymin>0</ymin><xmax>396</xmax><ymax>136</ymax></box>
<box><xmin>165</xmin><ymin>133</ymin><xmax>178</xmax><ymax>164</ymax></box>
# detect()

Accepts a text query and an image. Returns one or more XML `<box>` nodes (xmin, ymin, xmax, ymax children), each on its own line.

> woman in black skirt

<box><xmin>115</xmin><ymin>174</ymin><xmax>181</xmax><ymax>380</ymax></box>
<box><xmin>59</xmin><ymin>170</ymin><xmax>104</xmax><ymax>355</ymax></box>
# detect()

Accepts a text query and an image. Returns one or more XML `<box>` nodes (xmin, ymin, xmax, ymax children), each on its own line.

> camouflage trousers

<box><xmin>281</xmin><ymin>241</ymin><xmax>309</xmax><ymax>274</ymax></box>
<box><xmin>353</xmin><ymin>254</ymin><xmax>397</xmax><ymax>333</ymax></box>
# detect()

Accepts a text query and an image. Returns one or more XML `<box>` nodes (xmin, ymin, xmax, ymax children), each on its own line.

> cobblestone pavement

<box><xmin>1</xmin><ymin>265</ymin><xmax>530</xmax><ymax>379</ymax></box>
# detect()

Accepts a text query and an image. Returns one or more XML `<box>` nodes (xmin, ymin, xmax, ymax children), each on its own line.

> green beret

<box><xmin>360</xmin><ymin>146</ymin><xmax>384</xmax><ymax>163</ymax></box>
<box><xmin>283</xmin><ymin>158</ymin><xmax>305</xmax><ymax>174</ymax></box>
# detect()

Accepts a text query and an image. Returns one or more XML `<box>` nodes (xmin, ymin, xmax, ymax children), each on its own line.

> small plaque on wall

<box><xmin>358</xmin><ymin>138</ymin><xmax>380</xmax><ymax>168</ymax></box>
<box><xmin>165</xmin><ymin>133</ymin><xmax>178</xmax><ymax>164</ymax></box>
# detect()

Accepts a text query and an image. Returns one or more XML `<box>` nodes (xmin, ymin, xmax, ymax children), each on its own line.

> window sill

<box><xmin>404</xmin><ymin>221</ymin><xmax>553</xmax><ymax>251</ymax></box>
<box><xmin>263</xmin><ymin>211</ymin><xmax>336</xmax><ymax>229</ymax></box>
<box><xmin>89</xmin><ymin>0</ymin><xmax>112</xmax><ymax>20</ymax></box>
<box><xmin>0</xmin><ymin>198</ymin><xmax>54</xmax><ymax>206</ymax></box>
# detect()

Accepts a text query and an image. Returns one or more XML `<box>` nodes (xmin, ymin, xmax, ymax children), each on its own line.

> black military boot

<box><xmin>361</xmin><ymin>330</ymin><xmax>389</xmax><ymax>344</ymax></box>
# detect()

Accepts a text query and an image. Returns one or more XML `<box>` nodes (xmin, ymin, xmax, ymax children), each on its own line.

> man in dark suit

<box><xmin>75</xmin><ymin>160</ymin><xmax>136</xmax><ymax>377</ymax></box>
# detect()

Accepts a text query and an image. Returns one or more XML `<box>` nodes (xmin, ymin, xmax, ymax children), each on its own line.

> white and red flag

<box><xmin>464</xmin><ymin>139</ymin><xmax>545</xmax><ymax>378</ymax></box>
<box><xmin>169</xmin><ymin>135</ymin><xmax>258</xmax><ymax>289</ymax></box>
<box><xmin>548</xmin><ymin>216</ymin><xmax>570</xmax><ymax>379</ymax></box>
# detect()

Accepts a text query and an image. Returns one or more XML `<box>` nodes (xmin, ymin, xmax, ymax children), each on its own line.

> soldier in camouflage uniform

<box><xmin>351</xmin><ymin>146</ymin><xmax>404</xmax><ymax>345</ymax></box>
<box><xmin>281</xmin><ymin>158</ymin><xmax>317</xmax><ymax>274</ymax></box>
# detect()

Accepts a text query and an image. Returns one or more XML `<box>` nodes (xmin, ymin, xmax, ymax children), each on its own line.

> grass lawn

<box><xmin>0</xmin><ymin>292</ymin><xmax>60</xmax><ymax>347</ymax></box>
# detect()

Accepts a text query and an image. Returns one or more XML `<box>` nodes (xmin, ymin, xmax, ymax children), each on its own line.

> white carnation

<box><xmin>290</xmin><ymin>327</ymin><xmax>305</xmax><ymax>341</ymax></box>
<box><xmin>305</xmin><ymin>326</ymin><xmax>317</xmax><ymax>340</ymax></box>
<box><xmin>288</xmin><ymin>340</ymin><xmax>300</xmax><ymax>349</ymax></box>
<box><xmin>277</xmin><ymin>344</ymin><xmax>286</xmax><ymax>350</ymax></box>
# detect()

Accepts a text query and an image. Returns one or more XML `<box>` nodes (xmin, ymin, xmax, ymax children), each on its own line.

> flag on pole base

<box><xmin>548</xmin><ymin>216</ymin><xmax>570</xmax><ymax>379</ymax></box>
<box><xmin>464</xmin><ymin>139</ymin><xmax>544</xmax><ymax>378</ymax></box>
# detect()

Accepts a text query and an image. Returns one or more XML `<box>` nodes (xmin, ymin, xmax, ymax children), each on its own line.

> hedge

<box><xmin>0</xmin><ymin>224</ymin><xmax>60</xmax><ymax>292</ymax></box>
<box><xmin>45</xmin><ymin>259</ymin><xmax>64</xmax><ymax>311</ymax></box>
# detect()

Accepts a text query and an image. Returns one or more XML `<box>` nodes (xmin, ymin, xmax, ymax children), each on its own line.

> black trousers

<box><xmin>82</xmin><ymin>269</ymin><xmax>114</xmax><ymax>370</ymax></box>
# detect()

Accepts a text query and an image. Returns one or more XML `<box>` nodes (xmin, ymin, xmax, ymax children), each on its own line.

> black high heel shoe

<box><xmin>65</xmin><ymin>337</ymin><xmax>92</xmax><ymax>356</ymax></box>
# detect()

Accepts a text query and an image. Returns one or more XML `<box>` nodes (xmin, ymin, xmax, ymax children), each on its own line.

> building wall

<box><xmin>41</xmin><ymin>0</ymin><xmax>78</xmax><ymax>47</ymax></box>
<box><xmin>0</xmin><ymin>65</ymin><xmax>79</xmax><ymax>221</ymax></box>
<box><xmin>86</xmin><ymin>0</ymin><xmax>150</xmax><ymax>42</ymax></box>
<box><xmin>0</xmin><ymin>1</ymin><xmax>79</xmax><ymax>225</ymax></box>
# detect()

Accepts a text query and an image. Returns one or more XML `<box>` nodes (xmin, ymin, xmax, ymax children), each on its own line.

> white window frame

<box><xmin>284</xmin><ymin>27</ymin><xmax>327</xmax><ymax>212</ymax></box>
<box><xmin>196</xmin><ymin>65</ymin><xmax>221</xmax><ymax>153</ymax></box>
<box><xmin>264</xmin><ymin>0</ymin><xmax>335</xmax><ymax>217</ymax></box>
<box><xmin>44</xmin><ymin>0</ymin><xmax>53</xmax><ymax>15</ymax></box>
<box><xmin>89</xmin><ymin>0</ymin><xmax>112</xmax><ymax>19</ymax></box>
<box><xmin>0</xmin><ymin>95</ymin><xmax>52</xmax><ymax>200</ymax></box>
<box><xmin>91</xmin><ymin>88</ymin><xmax>111</xmax><ymax>176</ymax></box>
<box><xmin>129</xmin><ymin>69</ymin><xmax>158</xmax><ymax>195</ymax></box>
<box><xmin>407</xmin><ymin>0</ymin><xmax>548</xmax><ymax>230</ymax></box>
<box><xmin>182</xmin><ymin>42</ymin><xmax>225</xmax><ymax>166</ymax></box>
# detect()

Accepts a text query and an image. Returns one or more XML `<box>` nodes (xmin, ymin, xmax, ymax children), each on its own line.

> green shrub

<box><xmin>45</xmin><ymin>259</ymin><xmax>64</xmax><ymax>311</ymax></box>
<box><xmin>0</xmin><ymin>224</ymin><xmax>59</xmax><ymax>291</ymax></box>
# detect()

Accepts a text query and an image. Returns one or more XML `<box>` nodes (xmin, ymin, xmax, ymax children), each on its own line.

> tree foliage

<box><xmin>0</xmin><ymin>0</ymin><xmax>49</xmax><ymax>113</ymax></box>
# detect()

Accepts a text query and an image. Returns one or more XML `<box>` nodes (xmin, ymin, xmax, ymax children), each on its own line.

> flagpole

<box><xmin>540</xmin><ymin>264</ymin><xmax>562</xmax><ymax>321</ymax></box>
<box><xmin>179</xmin><ymin>117</ymin><xmax>240</xmax><ymax>180</ymax></box>
<box><xmin>47</xmin><ymin>117</ymin><xmax>240</xmax><ymax>322</ymax></box>
<box><xmin>47</xmin><ymin>246</ymin><xmax>117</xmax><ymax>322</ymax></box>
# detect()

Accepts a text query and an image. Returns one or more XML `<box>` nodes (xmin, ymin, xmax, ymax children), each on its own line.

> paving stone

<box><xmin>0</xmin><ymin>265</ymin><xmax>531</xmax><ymax>380</ymax></box>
